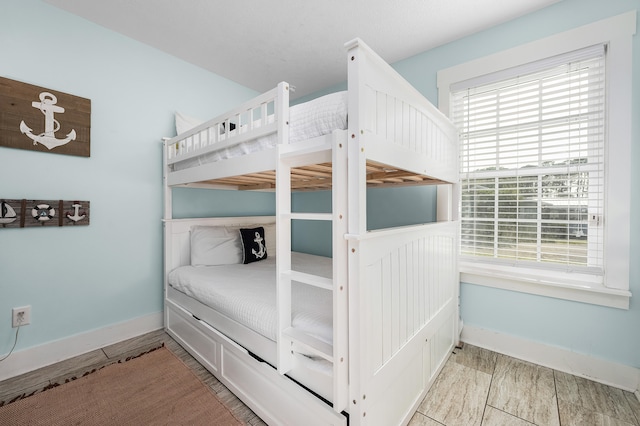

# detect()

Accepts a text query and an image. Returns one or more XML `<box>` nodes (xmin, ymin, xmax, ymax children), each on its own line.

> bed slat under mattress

<box><xmin>189</xmin><ymin>161</ymin><xmax>448</xmax><ymax>191</ymax></box>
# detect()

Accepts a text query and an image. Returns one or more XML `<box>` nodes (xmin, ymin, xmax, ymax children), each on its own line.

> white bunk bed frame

<box><xmin>163</xmin><ymin>39</ymin><xmax>459</xmax><ymax>426</ymax></box>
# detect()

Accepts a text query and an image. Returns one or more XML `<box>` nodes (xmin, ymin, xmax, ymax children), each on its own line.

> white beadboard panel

<box><xmin>363</xmin><ymin>224</ymin><xmax>456</xmax><ymax>370</ymax></box>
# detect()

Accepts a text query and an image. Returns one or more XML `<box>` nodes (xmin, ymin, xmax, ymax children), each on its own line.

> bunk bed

<box><xmin>162</xmin><ymin>39</ymin><xmax>459</xmax><ymax>426</ymax></box>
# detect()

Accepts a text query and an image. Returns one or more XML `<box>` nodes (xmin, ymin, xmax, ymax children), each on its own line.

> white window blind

<box><xmin>452</xmin><ymin>45</ymin><xmax>606</xmax><ymax>274</ymax></box>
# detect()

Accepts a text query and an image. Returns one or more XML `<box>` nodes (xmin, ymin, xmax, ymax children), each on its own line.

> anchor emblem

<box><xmin>66</xmin><ymin>203</ymin><xmax>86</xmax><ymax>222</ymax></box>
<box><xmin>251</xmin><ymin>231</ymin><xmax>266</xmax><ymax>259</ymax></box>
<box><xmin>19</xmin><ymin>92</ymin><xmax>77</xmax><ymax>150</ymax></box>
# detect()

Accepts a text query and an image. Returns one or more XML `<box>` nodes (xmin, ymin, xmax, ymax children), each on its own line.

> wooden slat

<box><xmin>291</xmin><ymin>168</ymin><xmax>331</xmax><ymax>179</ymax></box>
<box><xmin>178</xmin><ymin>161</ymin><xmax>446</xmax><ymax>190</ymax></box>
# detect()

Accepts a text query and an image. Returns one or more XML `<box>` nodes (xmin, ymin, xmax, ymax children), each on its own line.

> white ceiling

<box><xmin>45</xmin><ymin>0</ymin><xmax>561</xmax><ymax>99</ymax></box>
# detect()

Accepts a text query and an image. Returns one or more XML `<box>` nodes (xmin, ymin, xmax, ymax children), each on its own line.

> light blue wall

<box><xmin>393</xmin><ymin>0</ymin><xmax>640</xmax><ymax>369</ymax></box>
<box><xmin>0</xmin><ymin>0</ymin><xmax>259</xmax><ymax>354</ymax></box>
<box><xmin>172</xmin><ymin>188</ymin><xmax>275</xmax><ymax>218</ymax></box>
<box><xmin>290</xmin><ymin>187</ymin><xmax>437</xmax><ymax>257</ymax></box>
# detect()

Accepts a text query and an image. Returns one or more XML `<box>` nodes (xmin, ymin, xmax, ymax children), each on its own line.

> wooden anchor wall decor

<box><xmin>0</xmin><ymin>76</ymin><xmax>91</xmax><ymax>157</ymax></box>
<box><xmin>0</xmin><ymin>199</ymin><xmax>90</xmax><ymax>228</ymax></box>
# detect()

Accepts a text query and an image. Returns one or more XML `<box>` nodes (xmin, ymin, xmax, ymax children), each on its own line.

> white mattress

<box><xmin>172</xmin><ymin>90</ymin><xmax>347</xmax><ymax>170</ymax></box>
<box><xmin>168</xmin><ymin>252</ymin><xmax>333</xmax><ymax>346</ymax></box>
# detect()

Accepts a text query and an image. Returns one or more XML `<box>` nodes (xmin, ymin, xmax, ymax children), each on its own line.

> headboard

<box><xmin>163</xmin><ymin>216</ymin><xmax>277</xmax><ymax>273</ymax></box>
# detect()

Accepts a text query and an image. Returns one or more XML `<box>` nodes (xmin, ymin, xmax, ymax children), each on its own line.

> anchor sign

<box><xmin>19</xmin><ymin>92</ymin><xmax>77</xmax><ymax>150</ymax></box>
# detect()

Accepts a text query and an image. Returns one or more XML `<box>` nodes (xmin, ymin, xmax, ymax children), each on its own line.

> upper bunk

<box><xmin>163</xmin><ymin>39</ymin><xmax>458</xmax><ymax>192</ymax></box>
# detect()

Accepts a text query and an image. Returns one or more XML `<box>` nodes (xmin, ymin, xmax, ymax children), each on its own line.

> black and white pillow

<box><xmin>240</xmin><ymin>227</ymin><xmax>268</xmax><ymax>264</ymax></box>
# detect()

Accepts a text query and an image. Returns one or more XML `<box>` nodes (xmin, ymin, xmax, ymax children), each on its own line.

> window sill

<box><xmin>460</xmin><ymin>262</ymin><xmax>631</xmax><ymax>309</ymax></box>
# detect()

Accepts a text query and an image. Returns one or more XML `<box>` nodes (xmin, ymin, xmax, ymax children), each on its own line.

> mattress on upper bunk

<box><xmin>168</xmin><ymin>252</ymin><xmax>333</xmax><ymax>346</ymax></box>
<box><xmin>172</xmin><ymin>90</ymin><xmax>347</xmax><ymax>170</ymax></box>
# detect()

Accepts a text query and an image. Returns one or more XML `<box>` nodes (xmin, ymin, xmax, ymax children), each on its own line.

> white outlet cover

<box><xmin>12</xmin><ymin>305</ymin><xmax>31</xmax><ymax>327</ymax></box>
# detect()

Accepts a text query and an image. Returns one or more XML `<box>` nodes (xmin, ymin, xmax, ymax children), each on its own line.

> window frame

<box><xmin>437</xmin><ymin>11</ymin><xmax>635</xmax><ymax>309</ymax></box>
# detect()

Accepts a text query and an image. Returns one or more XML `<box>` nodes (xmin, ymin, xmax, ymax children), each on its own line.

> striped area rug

<box><xmin>0</xmin><ymin>347</ymin><xmax>241</xmax><ymax>425</ymax></box>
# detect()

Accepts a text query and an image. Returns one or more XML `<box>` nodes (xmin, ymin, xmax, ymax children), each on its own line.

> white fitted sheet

<box><xmin>168</xmin><ymin>252</ymin><xmax>333</xmax><ymax>345</ymax></box>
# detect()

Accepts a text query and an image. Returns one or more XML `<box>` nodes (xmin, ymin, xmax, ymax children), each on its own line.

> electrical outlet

<box><xmin>12</xmin><ymin>306</ymin><xmax>31</xmax><ymax>327</ymax></box>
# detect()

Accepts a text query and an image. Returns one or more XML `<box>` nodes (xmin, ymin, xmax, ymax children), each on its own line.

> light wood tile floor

<box><xmin>411</xmin><ymin>343</ymin><xmax>640</xmax><ymax>426</ymax></box>
<box><xmin>1</xmin><ymin>331</ymin><xmax>639</xmax><ymax>426</ymax></box>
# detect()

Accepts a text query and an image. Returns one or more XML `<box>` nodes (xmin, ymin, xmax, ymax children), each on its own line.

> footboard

<box><xmin>346</xmin><ymin>38</ymin><xmax>458</xmax><ymax>184</ymax></box>
<box><xmin>347</xmin><ymin>221</ymin><xmax>458</xmax><ymax>426</ymax></box>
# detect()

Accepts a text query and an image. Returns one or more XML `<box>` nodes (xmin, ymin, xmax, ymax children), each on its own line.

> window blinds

<box><xmin>452</xmin><ymin>45</ymin><xmax>606</xmax><ymax>273</ymax></box>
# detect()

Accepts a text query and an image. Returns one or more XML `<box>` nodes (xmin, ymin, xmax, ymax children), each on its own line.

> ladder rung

<box><xmin>283</xmin><ymin>212</ymin><xmax>332</xmax><ymax>221</ymax></box>
<box><xmin>282</xmin><ymin>270</ymin><xmax>333</xmax><ymax>290</ymax></box>
<box><xmin>283</xmin><ymin>327</ymin><xmax>333</xmax><ymax>362</ymax></box>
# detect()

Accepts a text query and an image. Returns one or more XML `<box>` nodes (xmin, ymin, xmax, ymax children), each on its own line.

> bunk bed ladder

<box><xmin>276</xmin><ymin>131</ymin><xmax>349</xmax><ymax>413</ymax></box>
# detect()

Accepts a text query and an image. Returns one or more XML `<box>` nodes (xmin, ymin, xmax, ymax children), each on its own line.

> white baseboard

<box><xmin>461</xmin><ymin>324</ymin><xmax>640</xmax><ymax>393</ymax></box>
<box><xmin>0</xmin><ymin>311</ymin><xmax>163</xmax><ymax>382</ymax></box>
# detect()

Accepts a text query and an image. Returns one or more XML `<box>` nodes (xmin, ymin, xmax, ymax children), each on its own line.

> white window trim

<box><xmin>437</xmin><ymin>11</ymin><xmax>635</xmax><ymax>309</ymax></box>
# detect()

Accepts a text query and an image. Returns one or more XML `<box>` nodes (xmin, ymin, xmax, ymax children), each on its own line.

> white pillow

<box><xmin>289</xmin><ymin>91</ymin><xmax>348</xmax><ymax>143</ymax></box>
<box><xmin>261</xmin><ymin>223</ymin><xmax>276</xmax><ymax>256</ymax></box>
<box><xmin>175</xmin><ymin>111</ymin><xmax>203</xmax><ymax>135</ymax></box>
<box><xmin>190</xmin><ymin>226</ymin><xmax>242</xmax><ymax>266</ymax></box>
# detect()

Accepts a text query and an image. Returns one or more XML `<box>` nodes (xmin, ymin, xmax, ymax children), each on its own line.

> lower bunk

<box><xmin>163</xmin><ymin>216</ymin><xmax>458</xmax><ymax>425</ymax></box>
<box><xmin>166</xmin><ymin>298</ymin><xmax>345</xmax><ymax>425</ymax></box>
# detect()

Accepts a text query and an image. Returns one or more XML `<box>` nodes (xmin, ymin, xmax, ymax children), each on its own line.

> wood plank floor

<box><xmin>1</xmin><ymin>330</ymin><xmax>639</xmax><ymax>425</ymax></box>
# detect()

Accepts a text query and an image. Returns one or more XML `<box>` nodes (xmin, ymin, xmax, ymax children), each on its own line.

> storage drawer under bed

<box><xmin>166</xmin><ymin>300</ymin><xmax>223</xmax><ymax>375</ymax></box>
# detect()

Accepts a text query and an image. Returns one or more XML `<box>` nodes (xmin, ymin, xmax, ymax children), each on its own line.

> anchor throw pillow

<box><xmin>240</xmin><ymin>227</ymin><xmax>268</xmax><ymax>264</ymax></box>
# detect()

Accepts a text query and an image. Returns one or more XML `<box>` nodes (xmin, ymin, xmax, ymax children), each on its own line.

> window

<box><xmin>438</xmin><ymin>12</ymin><xmax>634</xmax><ymax>309</ymax></box>
<box><xmin>454</xmin><ymin>46</ymin><xmax>605</xmax><ymax>273</ymax></box>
